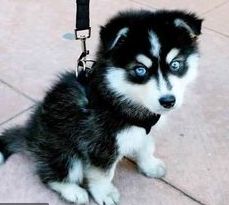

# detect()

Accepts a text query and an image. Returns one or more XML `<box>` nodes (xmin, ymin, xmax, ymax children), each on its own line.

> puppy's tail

<box><xmin>0</xmin><ymin>126</ymin><xmax>26</xmax><ymax>164</ymax></box>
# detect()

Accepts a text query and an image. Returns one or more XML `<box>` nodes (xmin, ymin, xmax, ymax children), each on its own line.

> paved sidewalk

<box><xmin>0</xmin><ymin>0</ymin><xmax>229</xmax><ymax>205</ymax></box>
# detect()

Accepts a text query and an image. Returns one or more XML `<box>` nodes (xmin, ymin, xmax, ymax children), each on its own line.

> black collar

<box><xmin>116</xmin><ymin>111</ymin><xmax>161</xmax><ymax>135</ymax></box>
<box><xmin>139</xmin><ymin>114</ymin><xmax>161</xmax><ymax>134</ymax></box>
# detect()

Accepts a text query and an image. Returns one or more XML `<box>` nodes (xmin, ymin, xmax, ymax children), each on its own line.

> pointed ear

<box><xmin>100</xmin><ymin>25</ymin><xmax>129</xmax><ymax>51</ymax></box>
<box><xmin>174</xmin><ymin>14</ymin><xmax>203</xmax><ymax>39</ymax></box>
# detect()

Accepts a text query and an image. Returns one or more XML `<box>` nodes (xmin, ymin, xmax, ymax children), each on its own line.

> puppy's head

<box><xmin>95</xmin><ymin>10</ymin><xmax>202</xmax><ymax>115</ymax></box>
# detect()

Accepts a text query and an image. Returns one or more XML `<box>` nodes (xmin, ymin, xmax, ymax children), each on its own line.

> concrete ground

<box><xmin>0</xmin><ymin>0</ymin><xmax>229</xmax><ymax>205</ymax></box>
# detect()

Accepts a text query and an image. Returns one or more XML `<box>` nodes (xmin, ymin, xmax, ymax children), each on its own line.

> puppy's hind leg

<box><xmin>40</xmin><ymin>158</ymin><xmax>89</xmax><ymax>204</ymax></box>
<box><xmin>86</xmin><ymin>163</ymin><xmax>120</xmax><ymax>205</ymax></box>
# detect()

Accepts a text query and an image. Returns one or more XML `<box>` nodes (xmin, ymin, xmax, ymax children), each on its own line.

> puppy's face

<box><xmin>97</xmin><ymin>10</ymin><xmax>202</xmax><ymax>115</ymax></box>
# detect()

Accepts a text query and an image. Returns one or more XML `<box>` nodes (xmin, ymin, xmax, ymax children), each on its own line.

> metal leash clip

<box><xmin>76</xmin><ymin>36</ymin><xmax>95</xmax><ymax>77</ymax></box>
<box><xmin>76</xmin><ymin>36</ymin><xmax>89</xmax><ymax>74</ymax></box>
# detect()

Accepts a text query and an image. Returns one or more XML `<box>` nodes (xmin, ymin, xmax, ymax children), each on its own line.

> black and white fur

<box><xmin>0</xmin><ymin>10</ymin><xmax>202</xmax><ymax>205</ymax></box>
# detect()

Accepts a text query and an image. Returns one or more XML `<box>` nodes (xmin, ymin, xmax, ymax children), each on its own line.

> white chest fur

<box><xmin>116</xmin><ymin>126</ymin><xmax>149</xmax><ymax>156</ymax></box>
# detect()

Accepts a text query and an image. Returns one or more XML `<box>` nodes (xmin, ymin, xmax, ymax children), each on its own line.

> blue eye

<box><xmin>135</xmin><ymin>66</ymin><xmax>147</xmax><ymax>77</ymax></box>
<box><xmin>170</xmin><ymin>61</ymin><xmax>181</xmax><ymax>71</ymax></box>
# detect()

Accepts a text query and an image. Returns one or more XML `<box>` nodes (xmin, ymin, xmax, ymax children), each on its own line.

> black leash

<box><xmin>75</xmin><ymin>0</ymin><xmax>90</xmax><ymax>34</ymax></box>
<box><xmin>75</xmin><ymin>0</ymin><xmax>95</xmax><ymax>77</ymax></box>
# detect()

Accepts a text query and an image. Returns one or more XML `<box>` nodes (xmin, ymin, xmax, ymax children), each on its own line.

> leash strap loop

<box><xmin>75</xmin><ymin>0</ymin><xmax>91</xmax><ymax>39</ymax></box>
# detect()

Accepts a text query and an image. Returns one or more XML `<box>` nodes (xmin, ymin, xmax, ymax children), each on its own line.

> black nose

<box><xmin>159</xmin><ymin>95</ymin><xmax>176</xmax><ymax>109</ymax></box>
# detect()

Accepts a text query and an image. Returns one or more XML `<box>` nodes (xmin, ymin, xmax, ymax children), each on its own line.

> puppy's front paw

<box><xmin>139</xmin><ymin>158</ymin><xmax>166</xmax><ymax>178</ymax></box>
<box><xmin>90</xmin><ymin>183</ymin><xmax>120</xmax><ymax>205</ymax></box>
<box><xmin>49</xmin><ymin>182</ymin><xmax>89</xmax><ymax>205</ymax></box>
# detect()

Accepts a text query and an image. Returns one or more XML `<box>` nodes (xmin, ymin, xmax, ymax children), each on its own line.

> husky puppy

<box><xmin>0</xmin><ymin>10</ymin><xmax>202</xmax><ymax>205</ymax></box>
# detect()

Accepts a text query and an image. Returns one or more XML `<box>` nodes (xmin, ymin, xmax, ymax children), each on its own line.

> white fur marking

<box><xmin>136</xmin><ymin>54</ymin><xmax>152</xmax><ymax>68</ymax></box>
<box><xmin>49</xmin><ymin>182</ymin><xmax>89</xmax><ymax>204</ymax></box>
<box><xmin>158</xmin><ymin>69</ymin><xmax>168</xmax><ymax>94</ymax></box>
<box><xmin>0</xmin><ymin>152</ymin><xmax>4</xmax><ymax>165</ymax></box>
<box><xmin>106</xmin><ymin>67</ymin><xmax>164</xmax><ymax>114</ymax></box>
<box><xmin>174</xmin><ymin>19</ymin><xmax>195</xmax><ymax>37</ymax></box>
<box><xmin>68</xmin><ymin>159</ymin><xmax>83</xmax><ymax>183</ymax></box>
<box><xmin>110</xmin><ymin>27</ymin><xmax>128</xmax><ymax>49</ymax></box>
<box><xmin>117</xmin><ymin>126</ymin><xmax>148</xmax><ymax>156</ymax></box>
<box><xmin>166</xmin><ymin>48</ymin><xmax>180</xmax><ymax>64</ymax></box>
<box><xmin>149</xmin><ymin>31</ymin><xmax>161</xmax><ymax>56</ymax></box>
